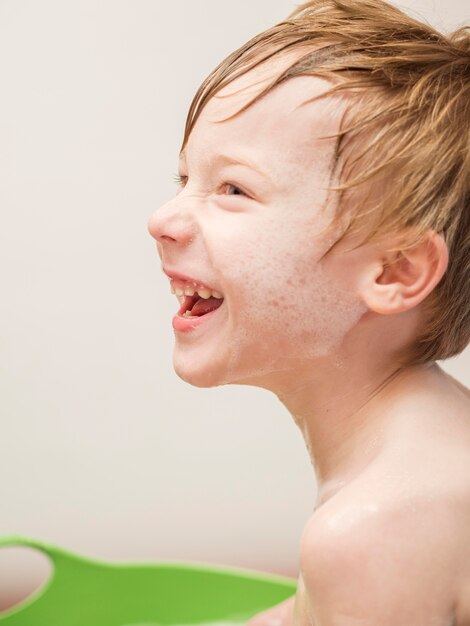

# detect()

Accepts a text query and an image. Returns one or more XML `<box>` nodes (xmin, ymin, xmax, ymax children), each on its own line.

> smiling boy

<box><xmin>147</xmin><ymin>0</ymin><xmax>470</xmax><ymax>624</ymax></box>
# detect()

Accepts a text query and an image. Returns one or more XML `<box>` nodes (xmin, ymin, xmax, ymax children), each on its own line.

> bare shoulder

<box><xmin>299</xmin><ymin>473</ymin><xmax>470</xmax><ymax>625</ymax></box>
<box><xmin>297</xmin><ymin>367</ymin><xmax>470</xmax><ymax>624</ymax></box>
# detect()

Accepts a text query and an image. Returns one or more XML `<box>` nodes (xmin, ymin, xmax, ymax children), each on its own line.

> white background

<box><xmin>0</xmin><ymin>0</ymin><xmax>469</xmax><ymax>608</ymax></box>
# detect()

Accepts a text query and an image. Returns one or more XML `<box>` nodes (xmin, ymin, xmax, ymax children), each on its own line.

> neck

<box><xmin>255</xmin><ymin>350</ymin><xmax>436</xmax><ymax>506</ymax></box>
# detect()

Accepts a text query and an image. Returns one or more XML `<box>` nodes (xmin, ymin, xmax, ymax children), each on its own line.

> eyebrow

<box><xmin>179</xmin><ymin>149</ymin><xmax>274</xmax><ymax>185</ymax></box>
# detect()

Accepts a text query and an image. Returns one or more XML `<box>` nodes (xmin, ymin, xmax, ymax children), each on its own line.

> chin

<box><xmin>172</xmin><ymin>351</ymin><xmax>283</xmax><ymax>391</ymax></box>
<box><xmin>172</xmin><ymin>352</ymin><xmax>225</xmax><ymax>388</ymax></box>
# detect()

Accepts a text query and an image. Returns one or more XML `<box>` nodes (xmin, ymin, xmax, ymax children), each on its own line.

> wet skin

<box><xmin>148</xmin><ymin>52</ymin><xmax>470</xmax><ymax>625</ymax></box>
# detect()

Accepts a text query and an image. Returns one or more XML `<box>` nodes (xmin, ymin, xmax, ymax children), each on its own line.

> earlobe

<box><xmin>360</xmin><ymin>230</ymin><xmax>449</xmax><ymax>316</ymax></box>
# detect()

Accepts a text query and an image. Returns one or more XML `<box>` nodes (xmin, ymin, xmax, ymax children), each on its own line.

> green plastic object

<box><xmin>0</xmin><ymin>535</ymin><xmax>296</xmax><ymax>626</ymax></box>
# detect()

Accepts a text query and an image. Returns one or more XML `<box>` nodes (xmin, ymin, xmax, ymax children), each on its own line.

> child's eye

<box><xmin>222</xmin><ymin>183</ymin><xmax>246</xmax><ymax>197</ymax></box>
<box><xmin>172</xmin><ymin>173</ymin><xmax>248</xmax><ymax>198</ymax></box>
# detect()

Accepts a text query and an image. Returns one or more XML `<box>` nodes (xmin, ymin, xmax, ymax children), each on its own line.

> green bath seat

<box><xmin>0</xmin><ymin>535</ymin><xmax>296</xmax><ymax>626</ymax></box>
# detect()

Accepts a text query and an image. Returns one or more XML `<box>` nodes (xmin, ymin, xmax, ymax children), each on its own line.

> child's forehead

<box><xmin>183</xmin><ymin>65</ymin><xmax>345</xmax><ymax>179</ymax></box>
<box><xmin>204</xmin><ymin>57</ymin><xmax>337</xmax><ymax>128</ymax></box>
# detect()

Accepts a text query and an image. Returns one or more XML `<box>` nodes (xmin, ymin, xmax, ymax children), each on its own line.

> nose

<box><xmin>147</xmin><ymin>197</ymin><xmax>195</xmax><ymax>247</ymax></box>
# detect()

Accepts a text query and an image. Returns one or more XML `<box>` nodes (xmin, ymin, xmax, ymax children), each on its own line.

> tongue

<box><xmin>190</xmin><ymin>296</ymin><xmax>224</xmax><ymax>317</ymax></box>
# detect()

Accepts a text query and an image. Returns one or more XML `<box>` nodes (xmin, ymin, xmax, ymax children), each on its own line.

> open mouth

<box><xmin>167</xmin><ymin>275</ymin><xmax>225</xmax><ymax>324</ymax></box>
<box><xmin>178</xmin><ymin>292</ymin><xmax>224</xmax><ymax>318</ymax></box>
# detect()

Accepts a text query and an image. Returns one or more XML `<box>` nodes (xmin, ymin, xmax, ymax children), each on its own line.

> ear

<box><xmin>359</xmin><ymin>230</ymin><xmax>449</xmax><ymax>315</ymax></box>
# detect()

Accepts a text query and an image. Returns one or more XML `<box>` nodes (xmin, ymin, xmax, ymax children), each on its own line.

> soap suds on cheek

<box><xmin>172</xmin><ymin>73</ymin><xmax>366</xmax><ymax>387</ymax></box>
<box><xmin>217</xmin><ymin>212</ymin><xmax>368</xmax><ymax>385</ymax></box>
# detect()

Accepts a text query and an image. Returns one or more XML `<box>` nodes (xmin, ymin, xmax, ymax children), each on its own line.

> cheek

<box><xmin>214</xmin><ymin>217</ymin><xmax>367</xmax><ymax>362</ymax></box>
<box><xmin>211</xmin><ymin>214</ymin><xmax>309</xmax><ymax>298</ymax></box>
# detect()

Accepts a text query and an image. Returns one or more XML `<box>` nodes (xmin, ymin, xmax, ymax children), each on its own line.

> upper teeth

<box><xmin>170</xmin><ymin>279</ymin><xmax>223</xmax><ymax>301</ymax></box>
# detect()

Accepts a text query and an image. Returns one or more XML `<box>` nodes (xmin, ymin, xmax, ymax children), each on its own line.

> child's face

<box><xmin>148</xmin><ymin>58</ymin><xmax>367</xmax><ymax>388</ymax></box>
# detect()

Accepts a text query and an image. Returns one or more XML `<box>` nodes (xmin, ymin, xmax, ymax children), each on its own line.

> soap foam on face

<box><xmin>170</xmin><ymin>58</ymin><xmax>368</xmax><ymax>388</ymax></box>
<box><xmin>216</xmin><ymin>210</ymin><xmax>367</xmax><ymax>386</ymax></box>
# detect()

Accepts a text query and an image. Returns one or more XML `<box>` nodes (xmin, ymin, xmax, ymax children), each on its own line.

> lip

<box><xmin>172</xmin><ymin>300</ymin><xmax>225</xmax><ymax>332</ymax></box>
<box><xmin>162</xmin><ymin>266</ymin><xmax>221</xmax><ymax>292</ymax></box>
<box><xmin>162</xmin><ymin>265</ymin><xmax>226</xmax><ymax>332</ymax></box>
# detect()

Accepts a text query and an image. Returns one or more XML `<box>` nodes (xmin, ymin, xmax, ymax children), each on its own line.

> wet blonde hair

<box><xmin>180</xmin><ymin>0</ymin><xmax>470</xmax><ymax>366</ymax></box>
